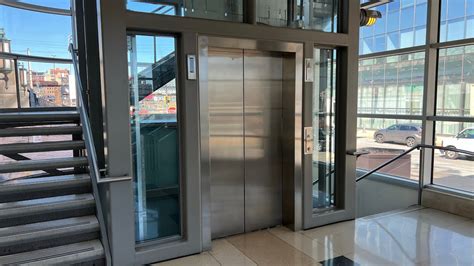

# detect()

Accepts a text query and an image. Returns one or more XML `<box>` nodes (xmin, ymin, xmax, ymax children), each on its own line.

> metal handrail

<box><xmin>0</xmin><ymin>0</ymin><xmax>71</xmax><ymax>16</ymax></box>
<box><xmin>69</xmin><ymin>44</ymin><xmax>112</xmax><ymax>266</ymax></box>
<box><xmin>355</xmin><ymin>144</ymin><xmax>474</xmax><ymax>183</ymax></box>
<box><xmin>0</xmin><ymin>51</ymin><xmax>72</xmax><ymax>64</ymax></box>
<box><xmin>354</xmin><ymin>144</ymin><xmax>474</xmax><ymax>204</ymax></box>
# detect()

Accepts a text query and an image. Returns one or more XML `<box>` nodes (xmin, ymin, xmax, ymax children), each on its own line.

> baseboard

<box><xmin>421</xmin><ymin>187</ymin><xmax>474</xmax><ymax>219</ymax></box>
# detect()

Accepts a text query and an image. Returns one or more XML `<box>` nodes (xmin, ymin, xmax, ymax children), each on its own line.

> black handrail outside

<box><xmin>354</xmin><ymin>144</ymin><xmax>474</xmax><ymax>205</ymax></box>
<box><xmin>69</xmin><ymin>44</ymin><xmax>112</xmax><ymax>266</ymax></box>
<box><xmin>355</xmin><ymin>144</ymin><xmax>474</xmax><ymax>183</ymax></box>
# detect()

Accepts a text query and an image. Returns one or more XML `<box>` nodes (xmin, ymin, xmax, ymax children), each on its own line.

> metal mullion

<box><xmin>421</xmin><ymin>0</ymin><xmax>440</xmax><ymax>189</ymax></box>
<box><xmin>359</xmin><ymin>45</ymin><xmax>427</xmax><ymax>59</ymax></box>
<box><xmin>427</xmin><ymin>116</ymin><xmax>474</xmax><ymax>123</ymax></box>
<box><xmin>357</xmin><ymin>113</ymin><xmax>424</xmax><ymax>120</ymax></box>
<box><xmin>13</xmin><ymin>59</ymin><xmax>21</xmax><ymax>108</ymax></box>
<box><xmin>0</xmin><ymin>52</ymin><xmax>72</xmax><ymax>64</ymax></box>
<box><xmin>431</xmin><ymin>37</ymin><xmax>474</xmax><ymax>49</ymax></box>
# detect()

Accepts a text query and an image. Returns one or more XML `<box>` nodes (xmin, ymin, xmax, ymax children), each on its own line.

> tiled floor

<box><xmin>154</xmin><ymin>207</ymin><xmax>474</xmax><ymax>266</ymax></box>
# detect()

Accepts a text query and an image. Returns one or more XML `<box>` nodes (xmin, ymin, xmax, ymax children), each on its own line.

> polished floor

<box><xmin>154</xmin><ymin>206</ymin><xmax>473</xmax><ymax>266</ymax></box>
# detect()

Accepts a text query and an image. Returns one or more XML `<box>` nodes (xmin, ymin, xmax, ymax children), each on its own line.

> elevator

<box><xmin>198</xmin><ymin>36</ymin><xmax>303</xmax><ymax>240</ymax></box>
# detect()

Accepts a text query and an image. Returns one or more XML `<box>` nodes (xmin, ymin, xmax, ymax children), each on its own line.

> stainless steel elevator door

<box><xmin>208</xmin><ymin>48</ymin><xmax>245</xmax><ymax>239</ymax></box>
<box><xmin>244</xmin><ymin>50</ymin><xmax>283</xmax><ymax>232</ymax></box>
<box><xmin>208</xmin><ymin>48</ymin><xmax>283</xmax><ymax>239</ymax></box>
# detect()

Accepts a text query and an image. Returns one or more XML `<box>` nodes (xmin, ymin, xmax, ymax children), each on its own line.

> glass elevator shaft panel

<box><xmin>208</xmin><ymin>48</ymin><xmax>285</xmax><ymax>239</ymax></box>
<box><xmin>128</xmin><ymin>34</ymin><xmax>181</xmax><ymax>243</ymax></box>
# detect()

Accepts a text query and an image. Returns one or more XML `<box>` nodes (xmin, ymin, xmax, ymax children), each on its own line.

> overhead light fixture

<box><xmin>360</xmin><ymin>9</ymin><xmax>382</xmax><ymax>27</ymax></box>
<box><xmin>360</xmin><ymin>0</ymin><xmax>393</xmax><ymax>27</ymax></box>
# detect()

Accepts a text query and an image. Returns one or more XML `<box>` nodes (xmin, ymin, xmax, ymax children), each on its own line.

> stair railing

<box><xmin>350</xmin><ymin>144</ymin><xmax>474</xmax><ymax>204</ymax></box>
<box><xmin>69</xmin><ymin>44</ymin><xmax>112</xmax><ymax>266</ymax></box>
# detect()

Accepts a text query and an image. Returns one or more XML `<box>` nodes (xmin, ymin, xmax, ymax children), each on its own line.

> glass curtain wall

<box><xmin>256</xmin><ymin>0</ymin><xmax>338</xmax><ymax>32</ymax></box>
<box><xmin>357</xmin><ymin>0</ymin><xmax>474</xmax><ymax>194</ymax></box>
<box><xmin>0</xmin><ymin>1</ymin><xmax>76</xmax><ymax>183</ymax></box>
<box><xmin>127</xmin><ymin>0</ymin><xmax>339</xmax><ymax>32</ymax></box>
<box><xmin>127</xmin><ymin>0</ymin><xmax>244</xmax><ymax>22</ymax></box>
<box><xmin>128</xmin><ymin>34</ymin><xmax>182</xmax><ymax>243</ymax></box>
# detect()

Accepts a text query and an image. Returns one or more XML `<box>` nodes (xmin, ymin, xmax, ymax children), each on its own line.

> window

<box><xmin>0</xmin><ymin>3</ymin><xmax>74</xmax><ymax>109</ymax></box>
<box><xmin>312</xmin><ymin>48</ymin><xmax>337</xmax><ymax>209</ymax></box>
<box><xmin>437</xmin><ymin>45</ymin><xmax>474</xmax><ymax>118</ymax></box>
<box><xmin>440</xmin><ymin>0</ymin><xmax>474</xmax><ymax>42</ymax></box>
<box><xmin>358</xmin><ymin>52</ymin><xmax>425</xmax><ymax>115</ymax></box>
<box><xmin>127</xmin><ymin>0</ymin><xmax>243</xmax><ymax>22</ymax></box>
<box><xmin>433</xmin><ymin>122</ymin><xmax>474</xmax><ymax>193</ymax></box>
<box><xmin>359</xmin><ymin>0</ymin><xmax>427</xmax><ymax>55</ymax></box>
<box><xmin>356</xmin><ymin>118</ymin><xmax>422</xmax><ymax>181</ymax></box>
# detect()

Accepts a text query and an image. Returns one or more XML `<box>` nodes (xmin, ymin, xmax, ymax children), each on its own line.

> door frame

<box><xmin>198</xmin><ymin>36</ymin><xmax>304</xmax><ymax>250</ymax></box>
<box><xmin>302</xmin><ymin>45</ymin><xmax>357</xmax><ymax>229</ymax></box>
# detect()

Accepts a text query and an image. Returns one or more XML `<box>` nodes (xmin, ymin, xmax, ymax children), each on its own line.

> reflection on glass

<box><xmin>437</xmin><ymin>45</ymin><xmax>474</xmax><ymax>118</ymax></box>
<box><xmin>434</xmin><ymin>122</ymin><xmax>474</xmax><ymax>193</ymax></box>
<box><xmin>128</xmin><ymin>34</ymin><xmax>181</xmax><ymax>242</ymax></box>
<box><xmin>312</xmin><ymin>48</ymin><xmax>336</xmax><ymax>209</ymax></box>
<box><xmin>440</xmin><ymin>0</ymin><xmax>474</xmax><ymax>42</ymax></box>
<box><xmin>356</xmin><ymin>118</ymin><xmax>421</xmax><ymax>181</ymax></box>
<box><xmin>127</xmin><ymin>0</ymin><xmax>243</xmax><ymax>22</ymax></box>
<box><xmin>359</xmin><ymin>0</ymin><xmax>427</xmax><ymax>54</ymax></box>
<box><xmin>358</xmin><ymin>52</ymin><xmax>425</xmax><ymax>115</ymax></box>
<box><xmin>257</xmin><ymin>0</ymin><xmax>338</xmax><ymax>32</ymax></box>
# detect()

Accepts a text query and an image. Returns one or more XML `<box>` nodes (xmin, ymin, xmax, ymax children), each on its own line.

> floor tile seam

<box><xmin>299</xmin><ymin>228</ymin><xmax>351</xmax><ymax>253</ymax></box>
<box><xmin>219</xmin><ymin>238</ymin><xmax>259</xmax><ymax>266</ymax></box>
<box><xmin>206</xmin><ymin>250</ymin><xmax>224</xmax><ymax>266</ymax></box>
<box><xmin>363</xmin><ymin>206</ymin><xmax>426</xmax><ymax>221</ymax></box>
<box><xmin>268</xmin><ymin>228</ymin><xmax>341</xmax><ymax>260</ymax></box>
<box><xmin>260</xmin><ymin>229</ymin><xmax>321</xmax><ymax>263</ymax></box>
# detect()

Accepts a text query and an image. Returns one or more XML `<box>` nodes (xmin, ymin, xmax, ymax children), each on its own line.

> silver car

<box><xmin>374</xmin><ymin>124</ymin><xmax>422</xmax><ymax>147</ymax></box>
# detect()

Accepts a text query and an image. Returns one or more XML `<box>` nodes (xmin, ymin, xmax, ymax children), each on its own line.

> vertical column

<box><xmin>244</xmin><ymin>0</ymin><xmax>257</xmax><ymax>24</ymax></box>
<box><xmin>421</xmin><ymin>0</ymin><xmax>440</xmax><ymax>196</ymax></box>
<box><xmin>83</xmin><ymin>0</ymin><xmax>106</xmax><ymax>169</ymax></box>
<box><xmin>338</xmin><ymin>0</ymin><xmax>359</xmax><ymax>216</ymax></box>
<box><xmin>96</xmin><ymin>0</ymin><xmax>135</xmax><ymax>264</ymax></box>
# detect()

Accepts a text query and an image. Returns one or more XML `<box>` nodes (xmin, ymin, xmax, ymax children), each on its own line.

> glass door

<box><xmin>303</xmin><ymin>47</ymin><xmax>356</xmax><ymax>228</ymax></box>
<box><xmin>127</xmin><ymin>33</ymin><xmax>181</xmax><ymax>243</ymax></box>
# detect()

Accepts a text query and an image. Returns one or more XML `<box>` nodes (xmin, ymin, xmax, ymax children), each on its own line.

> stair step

<box><xmin>0</xmin><ymin>140</ymin><xmax>85</xmax><ymax>154</ymax></box>
<box><xmin>0</xmin><ymin>111</ymin><xmax>80</xmax><ymax>127</ymax></box>
<box><xmin>0</xmin><ymin>194</ymin><xmax>95</xmax><ymax>227</ymax></box>
<box><xmin>0</xmin><ymin>174</ymin><xmax>91</xmax><ymax>203</ymax></box>
<box><xmin>0</xmin><ymin>216</ymin><xmax>99</xmax><ymax>256</ymax></box>
<box><xmin>0</xmin><ymin>126</ymin><xmax>82</xmax><ymax>137</ymax></box>
<box><xmin>0</xmin><ymin>111</ymin><xmax>80</xmax><ymax>123</ymax></box>
<box><xmin>0</xmin><ymin>240</ymin><xmax>104</xmax><ymax>265</ymax></box>
<box><xmin>0</xmin><ymin>157</ymin><xmax>88</xmax><ymax>174</ymax></box>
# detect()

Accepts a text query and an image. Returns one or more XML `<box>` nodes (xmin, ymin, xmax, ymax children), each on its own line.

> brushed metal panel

<box><xmin>208</xmin><ymin>47</ymin><xmax>245</xmax><ymax>239</ymax></box>
<box><xmin>244</xmin><ymin>50</ymin><xmax>283</xmax><ymax>231</ymax></box>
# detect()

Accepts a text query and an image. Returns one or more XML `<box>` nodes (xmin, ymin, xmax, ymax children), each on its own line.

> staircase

<box><xmin>0</xmin><ymin>110</ymin><xmax>107</xmax><ymax>265</ymax></box>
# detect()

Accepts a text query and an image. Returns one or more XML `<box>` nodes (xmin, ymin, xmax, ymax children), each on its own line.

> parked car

<box><xmin>374</xmin><ymin>124</ymin><xmax>422</xmax><ymax>147</ymax></box>
<box><xmin>441</xmin><ymin>128</ymin><xmax>474</xmax><ymax>159</ymax></box>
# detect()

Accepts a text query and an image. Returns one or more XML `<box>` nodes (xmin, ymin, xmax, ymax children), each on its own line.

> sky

<box><xmin>0</xmin><ymin>2</ymin><xmax>72</xmax><ymax>72</ymax></box>
<box><xmin>0</xmin><ymin>2</ymin><xmax>176</xmax><ymax>74</ymax></box>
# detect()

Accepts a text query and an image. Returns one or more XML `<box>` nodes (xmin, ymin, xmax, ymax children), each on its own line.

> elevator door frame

<box><xmin>199</xmin><ymin>36</ymin><xmax>304</xmax><ymax>250</ymax></box>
